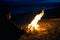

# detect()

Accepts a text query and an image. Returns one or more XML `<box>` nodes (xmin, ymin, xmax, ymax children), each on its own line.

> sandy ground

<box><xmin>19</xmin><ymin>18</ymin><xmax>60</xmax><ymax>40</ymax></box>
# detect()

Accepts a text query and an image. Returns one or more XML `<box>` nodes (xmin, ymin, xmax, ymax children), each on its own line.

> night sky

<box><xmin>0</xmin><ymin>0</ymin><xmax>60</xmax><ymax>24</ymax></box>
<box><xmin>0</xmin><ymin>0</ymin><xmax>60</xmax><ymax>14</ymax></box>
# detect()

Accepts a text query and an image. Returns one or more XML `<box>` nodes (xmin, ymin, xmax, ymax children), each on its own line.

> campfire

<box><xmin>19</xmin><ymin>10</ymin><xmax>60</xmax><ymax>40</ymax></box>
<box><xmin>26</xmin><ymin>10</ymin><xmax>46</xmax><ymax>33</ymax></box>
<box><xmin>20</xmin><ymin>10</ymin><xmax>53</xmax><ymax>34</ymax></box>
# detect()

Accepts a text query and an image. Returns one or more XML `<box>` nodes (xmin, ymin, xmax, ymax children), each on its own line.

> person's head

<box><xmin>6</xmin><ymin>12</ymin><xmax>12</xmax><ymax>20</ymax></box>
<box><xmin>0</xmin><ymin>7</ymin><xmax>11</xmax><ymax>22</ymax></box>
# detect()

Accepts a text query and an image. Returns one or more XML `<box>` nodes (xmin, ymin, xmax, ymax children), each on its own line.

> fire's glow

<box><xmin>27</xmin><ymin>10</ymin><xmax>44</xmax><ymax>32</ymax></box>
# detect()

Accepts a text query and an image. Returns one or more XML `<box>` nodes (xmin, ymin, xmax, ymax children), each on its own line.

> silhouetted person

<box><xmin>0</xmin><ymin>7</ymin><xmax>26</xmax><ymax>40</ymax></box>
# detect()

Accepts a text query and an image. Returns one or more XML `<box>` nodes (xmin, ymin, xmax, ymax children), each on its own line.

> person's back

<box><xmin>2</xmin><ymin>20</ymin><xmax>20</xmax><ymax>40</ymax></box>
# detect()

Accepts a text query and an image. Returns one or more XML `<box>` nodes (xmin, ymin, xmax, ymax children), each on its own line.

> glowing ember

<box><xmin>27</xmin><ymin>10</ymin><xmax>44</xmax><ymax>32</ymax></box>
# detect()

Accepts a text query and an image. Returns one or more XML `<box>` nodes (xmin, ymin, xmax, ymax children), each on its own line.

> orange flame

<box><xmin>27</xmin><ymin>10</ymin><xmax>44</xmax><ymax>32</ymax></box>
